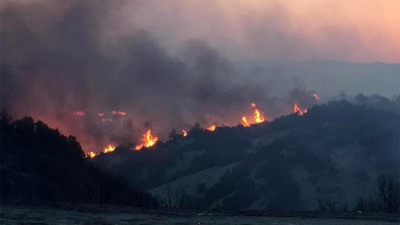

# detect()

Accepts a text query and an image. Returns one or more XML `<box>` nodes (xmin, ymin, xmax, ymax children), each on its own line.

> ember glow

<box><xmin>293</xmin><ymin>102</ymin><xmax>307</xmax><ymax>116</ymax></box>
<box><xmin>313</xmin><ymin>94</ymin><xmax>319</xmax><ymax>102</ymax></box>
<box><xmin>101</xmin><ymin>118</ymin><xmax>112</xmax><ymax>122</ymax></box>
<box><xmin>135</xmin><ymin>130</ymin><xmax>158</xmax><ymax>150</ymax></box>
<box><xmin>112</xmin><ymin>110</ymin><xmax>126</xmax><ymax>116</ymax></box>
<box><xmin>182</xmin><ymin>129</ymin><xmax>187</xmax><ymax>137</ymax></box>
<box><xmin>73</xmin><ymin>111</ymin><xmax>85</xmax><ymax>117</ymax></box>
<box><xmin>97</xmin><ymin>113</ymin><xmax>104</xmax><ymax>117</ymax></box>
<box><xmin>242</xmin><ymin>116</ymin><xmax>250</xmax><ymax>127</ymax></box>
<box><xmin>103</xmin><ymin>144</ymin><xmax>116</xmax><ymax>153</ymax></box>
<box><xmin>207</xmin><ymin>125</ymin><xmax>216</xmax><ymax>131</ymax></box>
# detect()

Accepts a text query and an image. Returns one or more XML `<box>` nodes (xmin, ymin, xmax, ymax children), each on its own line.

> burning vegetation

<box><xmin>293</xmin><ymin>102</ymin><xmax>308</xmax><ymax>116</ymax></box>
<box><xmin>103</xmin><ymin>144</ymin><xmax>116</xmax><ymax>153</ymax></box>
<box><xmin>207</xmin><ymin>125</ymin><xmax>216</xmax><ymax>131</ymax></box>
<box><xmin>84</xmin><ymin>98</ymin><xmax>318</xmax><ymax>156</ymax></box>
<box><xmin>87</xmin><ymin>151</ymin><xmax>97</xmax><ymax>158</ymax></box>
<box><xmin>112</xmin><ymin>110</ymin><xmax>127</xmax><ymax>116</ymax></box>
<box><xmin>135</xmin><ymin>130</ymin><xmax>159</xmax><ymax>150</ymax></box>
<box><xmin>241</xmin><ymin>116</ymin><xmax>250</xmax><ymax>127</ymax></box>
<box><xmin>240</xmin><ymin>103</ymin><xmax>265</xmax><ymax>127</ymax></box>
<box><xmin>252</xmin><ymin>103</ymin><xmax>265</xmax><ymax>123</ymax></box>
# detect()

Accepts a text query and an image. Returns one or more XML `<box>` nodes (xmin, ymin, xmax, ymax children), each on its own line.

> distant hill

<box><xmin>0</xmin><ymin>111</ymin><xmax>157</xmax><ymax>207</ymax></box>
<box><xmin>94</xmin><ymin>99</ymin><xmax>400</xmax><ymax>210</ymax></box>
<box><xmin>235</xmin><ymin>60</ymin><xmax>400</xmax><ymax>98</ymax></box>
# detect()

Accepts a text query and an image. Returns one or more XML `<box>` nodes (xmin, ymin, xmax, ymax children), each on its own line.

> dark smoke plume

<box><xmin>1</xmin><ymin>0</ymin><xmax>314</xmax><ymax>152</ymax></box>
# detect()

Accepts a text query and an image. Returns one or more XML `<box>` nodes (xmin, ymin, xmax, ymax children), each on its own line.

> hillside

<box><xmin>0</xmin><ymin>111</ymin><xmax>157</xmax><ymax>207</ymax></box>
<box><xmin>94</xmin><ymin>100</ymin><xmax>400</xmax><ymax>210</ymax></box>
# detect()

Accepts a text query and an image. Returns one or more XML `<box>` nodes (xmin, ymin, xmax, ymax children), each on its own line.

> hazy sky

<box><xmin>4</xmin><ymin>0</ymin><xmax>399</xmax><ymax>63</ymax></box>
<box><xmin>111</xmin><ymin>0</ymin><xmax>400</xmax><ymax>62</ymax></box>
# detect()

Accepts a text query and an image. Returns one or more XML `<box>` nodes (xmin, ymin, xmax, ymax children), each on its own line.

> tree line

<box><xmin>0</xmin><ymin>109</ymin><xmax>157</xmax><ymax>207</ymax></box>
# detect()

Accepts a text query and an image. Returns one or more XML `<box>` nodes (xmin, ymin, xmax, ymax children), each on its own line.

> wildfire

<box><xmin>87</xmin><ymin>151</ymin><xmax>97</xmax><ymax>158</ymax></box>
<box><xmin>73</xmin><ymin>111</ymin><xmax>85</xmax><ymax>117</ymax></box>
<box><xmin>112</xmin><ymin>110</ymin><xmax>126</xmax><ymax>116</ymax></box>
<box><xmin>242</xmin><ymin>116</ymin><xmax>250</xmax><ymax>127</ymax></box>
<box><xmin>254</xmin><ymin>109</ymin><xmax>264</xmax><ymax>123</ymax></box>
<box><xmin>251</xmin><ymin>103</ymin><xmax>265</xmax><ymax>123</ymax></box>
<box><xmin>135</xmin><ymin>130</ymin><xmax>158</xmax><ymax>150</ymax></box>
<box><xmin>240</xmin><ymin>103</ymin><xmax>266</xmax><ymax>127</ymax></box>
<box><xmin>103</xmin><ymin>144</ymin><xmax>116</xmax><ymax>153</ymax></box>
<box><xmin>97</xmin><ymin>113</ymin><xmax>104</xmax><ymax>117</ymax></box>
<box><xmin>207</xmin><ymin>125</ymin><xmax>216</xmax><ymax>131</ymax></box>
<box><xmin>182</xmin><ymin>129</ymin><xmax>187</xmax><ymax>137</ymax></box>
<box><xmin>313</xmin><ymin>93</ymin><xmax>319</xmax><ymax>102</ymax></box>
<box><xmin>293</xmin><ymin>101</ymin><xmax>307</xmax><ymax>116</ymax></box>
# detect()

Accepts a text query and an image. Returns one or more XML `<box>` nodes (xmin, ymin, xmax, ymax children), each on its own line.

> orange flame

<box><xmin>135</xmin><ymin>130</ymin><xmax>158</xmax><ymax>150</ymax></box>
<box><xmin>242</xmin><ymin>116</ymin><xmax>250</xmax><ymax>127</ymax></box>
<box><xmin>254</xmin><ymin>109</ymin><xmax>265</xmax><ymax>123</ymax></box>
<box><xmin>103</xmin><ymin>144</ymin><xmax>116</xmax><ymax>153</ymax></box>
<box><xmin>112</xmin><ymin>110</ymin><xmax>126</xmax><ymax>116</ymax></box>
<box><xmin>97</xmin><ymin>113</ymin><xmax>104</xmax><ymax>117</ymax></box>
<box><xmin>313</xmin><ymin>93</ymin><xmax>319</xmax><ymax>102</ymax></box>
<box><xmin>293</xmin><ymin>101</ymin><xmax>307</xmax><ymax>116</ymax></box>
<box><xmin>251</xmin><ymin>103</ymin><xmax>265</xmax><ymax>123</ymax></box>
<box><xmin>182</xmin><ymin>129</ymin><xmax>187</xmax><ymax>137</ymax></box>
<box><xmin>207</xmin><ymin>125</ymin><xmax>216</xmax><ymax>131</ymax></box>
<box><xmin>73</xmin><ymin>111</ymin><xmax>85</xmax><ymax>116</ymax></box>
<box><xmin>87</xmin><ymin>151</ymin><xmax>97</xmax><ymax>158</ymax></box>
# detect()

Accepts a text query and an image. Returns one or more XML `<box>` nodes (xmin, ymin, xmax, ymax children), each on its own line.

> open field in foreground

<box><xmin>0</xmin><ymin>205</ymin><xmax>398</xmax><ymax>225</ymax></box>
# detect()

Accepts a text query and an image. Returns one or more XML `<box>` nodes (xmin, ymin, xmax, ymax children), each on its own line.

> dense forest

<box><xmin>0</xmin><ymin>110</ymin><xmax>157</xmax><ymax>207</ymax></box>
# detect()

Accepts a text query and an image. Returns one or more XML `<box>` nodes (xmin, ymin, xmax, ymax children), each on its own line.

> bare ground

<box><xmin>0</xmin><ymin>204</ymin><xmax>398</xmax><ymax>225</ymax></box>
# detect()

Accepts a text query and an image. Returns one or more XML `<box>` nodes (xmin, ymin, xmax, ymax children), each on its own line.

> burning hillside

<box><xmin>80</xmin><ymin>97</ymin><xmax>315</xmax><ymax>155</ymax></box>
<box><xmin>0</xmin><ymin>0</ymin><xmax>327</xmax><ymax>154</ymax></box>
<box><xmin>91</xmin><ymin>99</ymin><xmax>400</xmax><ymax>211</ymax></box>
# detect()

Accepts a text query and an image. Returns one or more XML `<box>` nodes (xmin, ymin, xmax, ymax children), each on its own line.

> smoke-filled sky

<box><xmin>116</xmin><ymin>0</ymin><xmax>400</xmax><ymax>63</ymax></box>
<box><xmin>1</xmin><ymin>0</ymin><xmax>399</xmax><ymax>152</ymax></box>
<box><xmin>3</xmin><ymin>0</ymin><xmax>400</xmax><ymax>62</ymax></box>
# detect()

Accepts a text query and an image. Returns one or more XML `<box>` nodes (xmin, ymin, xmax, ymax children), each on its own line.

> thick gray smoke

<box><xmin>0</xmin><ymin>1</ymin><xmax>316</xmax><ymax>152</ymax></box>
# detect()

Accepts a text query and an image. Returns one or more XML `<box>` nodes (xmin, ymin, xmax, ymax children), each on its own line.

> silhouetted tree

<box><xmin>376</xmin><ymin>174</ymin><xmax>400</xmax><ymax>214</ymax></box>
<box><xmin>164</xmin><ymin>184</ymin><xmax>188</xmax><ymax>208</ymax></box>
